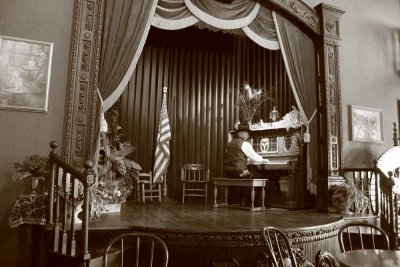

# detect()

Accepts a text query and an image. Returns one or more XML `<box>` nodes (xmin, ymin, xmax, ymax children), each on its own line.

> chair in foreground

<box><xmin>338</xmin><ymin>222</ymin><xmax>389</xmax><ymax>252</ymax></box>
<box><xmin>102</xmin><ymin>232</ymin><xmax>169</xmax><ymax>267</ymax></box>
<box><xmin>136</xmin><ymin>171</ymin><xmax>162</xmax><ymax>204</ymax></box>
<box><xmin>181</xmin><ymin>163</ymin><xmax>209</xmax><ymax>204</ymax></box>
<box><xmin>261</xmin><ymin>226</ymin><xmax>298</xmax><ymax>267</ymax></box>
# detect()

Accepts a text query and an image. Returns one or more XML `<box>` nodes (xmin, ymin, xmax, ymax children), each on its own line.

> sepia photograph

<box><xmin>350</xmin><ymin>105</ymin><xmax>384</xmax><ymax>143</ymax></box>
<box><xmin>0</xmin><ymin>35</ymin><xmax>53</xmax><ymax>112</ymax></box>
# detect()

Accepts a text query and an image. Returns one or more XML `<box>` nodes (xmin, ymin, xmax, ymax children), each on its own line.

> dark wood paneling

<box><xmin>118</xmin><ymin>27</ymin><xmax>292</xmax><ymax>200</ymax></box>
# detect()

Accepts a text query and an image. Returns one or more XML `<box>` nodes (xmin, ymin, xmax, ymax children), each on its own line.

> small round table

<box><xmin>337</xmin><ymin>249</ymin><xmax>400</xmax><ymax>267</ymax></box>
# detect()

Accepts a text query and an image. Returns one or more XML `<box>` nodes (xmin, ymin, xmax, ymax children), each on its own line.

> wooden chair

<box><xmin>136</xmin><ymin>171</ymin><xmax>162</xmax><ymax>204</ymax></box>
<box><xmin>181</xmin><ymin>163</ymin><xmax>209</xmax><ymax>204</ymax></box>
<box><xmin>338</xmin><ymin>222</ymin><xmax>389</xmax><ymax>252</ymax></box>
<box><xmin>102</xmin><ymin>232</ymin><xmax>169</xmax><ymax>267</ymax></box>
<box><xmin>261</xmin><ymin>226</ymin><xmax>298</xmax><ymax>267</ymax></box>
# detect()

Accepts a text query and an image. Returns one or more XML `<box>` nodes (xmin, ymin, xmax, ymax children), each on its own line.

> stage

<box><xmin>85</xmin><ymin>199</ymin><xmax>350</xmax><ymax>267</ymax></box>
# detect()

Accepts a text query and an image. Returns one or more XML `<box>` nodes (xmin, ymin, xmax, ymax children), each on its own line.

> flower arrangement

<box><xmin>12</xmin><ymin>155</ymin><xmax>50</xmax><ymax>181</ymax></box>
<box><xmin>12</xmin><ymin>155</ymin><xmax>50</xmax><ymax>195</ymax></box>
<box><xmin>89</xmin><ymin>108</ymin><xmax>142</xmax><ymax>219</ymax></box>
<box><xmin>237</xmin><ymin>82</ymin><xmax>274</xmax><ymax>124</ymax></box>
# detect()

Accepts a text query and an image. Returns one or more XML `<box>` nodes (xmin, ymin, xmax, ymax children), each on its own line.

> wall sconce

<box><xmin>394</xmin><ymin>29</ymin><xmax>400</xmax><ymax>76</ymax></box>
<box><xmin>269</xmin><ymin>106</ymin><xmax>280</xmax><ymax>122</ymax></box>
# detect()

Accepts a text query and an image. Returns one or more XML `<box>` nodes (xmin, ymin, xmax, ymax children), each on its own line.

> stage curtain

<box><xmin>273</xmin><ymin>12</ymin><xmax>318</xmax><ymax>193</ymax></box>
<box><xmin>118</xmin><ymin>27</ymin><xmax>292</xmax><ymax>200</ymax></box>
<box><xmin>99</xmin><ymin>0</ymin><xmax>157</xmax><ymax>111</ymax></box>
<box><xmin>152</xmin><ymin>0</ymin><xmax>279</xmax><ymax>50</ymax></box>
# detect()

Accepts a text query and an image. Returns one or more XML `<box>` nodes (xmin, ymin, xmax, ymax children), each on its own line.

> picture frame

<box><xmin>0</xmin><ymin>35</ymin><xmax>53</xmax><ymax>112</ymax></box>
<box><xmin>350</xmin><ymin>105</ymin><xmax>383</xmax><ymax>143</ymax></box>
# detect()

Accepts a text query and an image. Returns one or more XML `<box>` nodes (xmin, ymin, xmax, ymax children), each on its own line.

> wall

<box><xmin>303</xmin><ymin>0</ymin><xmax>400</xmax><ymax>167</ymax></box>
<box><xmin>0</xmin><ymin>0</ymin><xmax>398</xmax><ymax>265</ymax></box>
<box><xmin>0</xmin><ymin>0</ymin><xmax>73</xmax><ymax>266</ymax></box>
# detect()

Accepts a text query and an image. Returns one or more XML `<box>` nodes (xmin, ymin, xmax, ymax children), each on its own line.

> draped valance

<box><xmin>152</xmin><ymin>0</ymin><xmax>279</xmax><ymax>50</ymax></box>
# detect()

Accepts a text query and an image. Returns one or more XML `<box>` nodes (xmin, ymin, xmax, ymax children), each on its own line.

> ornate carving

<box><xmin>132</xmin><ymin>219</ymin><xmax>343</xmax><ymax>247</ymax></box>
<box><xmin>63</xmin><ymin>0</ymin><xmax>83</xmax><ymax>161</ymax></box>
<box><xmin>81</xmin><ymin>40</ymin><xmax>91</xmax><ymax>72</ymax></box>
<box><xmin>290</xmin><ymin>1</ymin><xmax>317</xmax><ymax>27</ymax></box>
<box><xmin>326</xmin><ymin>20</ymin><xmax>336</xmax><ymax>33</ymax></box>
<box><xmin>75</xmin><ymin>125</ymin><xmax>85</xmax><ymax>157</ymax></box>
<box><xmin>330</xmin><ymin>113</ymin><xmax>336</xmax><ymax>136</ymax></box>
<box><xmin>324</xmin><ymin>37</ymin><xmax>339</xmax><ymax>45</ymax></box>
<box><xmin>331</xmin><ymin>143</ymin><xmax>338</xmax><ymax>169</ymax></box>
<box><xmin>78</xmin><ymin>82</ymin><xmax>88</xmax><ymax>113</ymax></box>
<box><xmin>63</xmin><ymin>0</ymin><xmax>104</xmax><ymax>164</ymax></box>
<box><xmin>84</xmin><ymin>1</ymin><xmax>95</xmax><ymax>31</ymax></box>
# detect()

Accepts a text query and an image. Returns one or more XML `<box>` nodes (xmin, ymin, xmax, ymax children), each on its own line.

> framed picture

<box><xmin>350</xmin><ymin>105</ymin><xmax>383</xmax><ymax>143</ymax></box>
<box><xmin>0</xmin><ymin>35</ymin><xmax>53</xmax><ymax>112</ymax></box>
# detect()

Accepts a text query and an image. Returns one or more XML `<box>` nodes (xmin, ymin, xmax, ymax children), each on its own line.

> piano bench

<box><xmin>212</xmin><ymin>178</ymin><xmax>268</xmax><ymax>212</ymax></box>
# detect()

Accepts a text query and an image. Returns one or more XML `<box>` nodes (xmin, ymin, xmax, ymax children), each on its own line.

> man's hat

<box><xmin>237</xmin><ymin>123</ymin><xmax>250</xmax><ymax>133</ymax></box>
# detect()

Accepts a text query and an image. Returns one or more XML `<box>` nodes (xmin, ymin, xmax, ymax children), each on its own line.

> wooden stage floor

<box><xmin>87</xmin><ymin>199</ymin><xmax>346</xmax><ymax>267</ymax></box>
<box><xmin>89</xmin><ymin>199</ymin><xmax>343</xmax><ymax>232</ymax></box>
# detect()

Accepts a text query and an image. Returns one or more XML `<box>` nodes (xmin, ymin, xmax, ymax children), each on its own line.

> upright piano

<box><xmin>230</xmin><ymin>111</ymin><xmax>308</xmax><ymax>209</ymax></box>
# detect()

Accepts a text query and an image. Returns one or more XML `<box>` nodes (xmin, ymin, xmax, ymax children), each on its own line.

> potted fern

<box><xmin>331</xmin><ymin>181</ymin><xmax>369</xmax><ymax>215</ymax></box>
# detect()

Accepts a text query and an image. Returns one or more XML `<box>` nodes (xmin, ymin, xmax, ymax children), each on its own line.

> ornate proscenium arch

<box><xmin>63</xmin><ymin>0</ymin><xmax>345</xmax><ymax>211</ymax></box>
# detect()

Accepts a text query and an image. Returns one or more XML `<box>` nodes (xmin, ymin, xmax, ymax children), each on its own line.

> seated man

<box><xmin>223</xmin><ymin>125</ymin><xmax>269</xmax><ymax>179</ymax></box>
<box><xmin>223</xmin><ymin>125</ymin><xmax>269</xmax><ymax>205</ymax></box>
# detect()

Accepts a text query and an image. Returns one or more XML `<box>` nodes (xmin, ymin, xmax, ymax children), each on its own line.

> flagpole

<box><xmin>162</xmin><ymin>86</ymin><xmax>168</xmax><ymax>197</ymax></box>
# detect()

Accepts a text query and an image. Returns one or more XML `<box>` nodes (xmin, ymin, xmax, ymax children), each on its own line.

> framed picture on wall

<box><xmin>350</xmin><ymin>105</ymin><xmax>384</xmax><ymax>143</ymax></box>
<box><xmin>0</xmin><ymin>35</ymin><xmax>53</xmax><ymax>112</ymax></box>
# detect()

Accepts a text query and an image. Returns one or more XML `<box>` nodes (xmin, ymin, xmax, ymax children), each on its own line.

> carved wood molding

<box><xmin>63</xmin><ymin>0</ymin><xmax>104</xmax><ymax>166</ymax></box>
<box><xmin>314</xmin><ymin>4</ymin><xmax>345</xmax><ymax>178</ymax></box>
<box><xmin>262</xmin><ymin>0</ymin><xmax>320</xmax><ymax>35</ymax></box>
<box><xmin>131</xmin><ymin>219</ymin><xmax>343</xmax><ymax>247</ymax></box>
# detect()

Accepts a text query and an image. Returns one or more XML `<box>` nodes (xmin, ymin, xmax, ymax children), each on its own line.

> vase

<box><xmin>30</xmin><ymin>176</ymin><xmax>44</xmax><ymax>196</ymax></box>
<box><xmin>68</xmin><ymin>200</ymin><xmax>83</xmax><ymax>224</ymax></box>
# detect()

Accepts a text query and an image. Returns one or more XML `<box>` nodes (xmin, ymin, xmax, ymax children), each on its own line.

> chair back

<box><xmin>261</xmin><ymin>226</ymin><xmax>298</xmax><ymax>267</ymax></box>
<box><xmin>181</xmin><ymin>163</ymin><xmax>209</xmax><ymax>204</ymax></box>
<box><xmin>102</xmin><ymin>232</ymin><xmax>169</xmax><ymax>267</ymax></box>
<box><xmin>181</xmin><ymin>163</ymin><xmax>209</xmax><ymax>182</ymax></box>
<box><xmin>136</xmin><ymin>171</ymin><xmax>163</xmax><ymax>203</ymax></box>
<box><xmin>338</xmin><ymin>222</ymin><xmax>389</xmax><ymax>252</ymax></box>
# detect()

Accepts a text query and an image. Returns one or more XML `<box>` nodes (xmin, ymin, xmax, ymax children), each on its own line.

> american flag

<box><xmin>153</xmin><ymin>87</ymin><xmax>171</xmax><ymax>183</ymax></box>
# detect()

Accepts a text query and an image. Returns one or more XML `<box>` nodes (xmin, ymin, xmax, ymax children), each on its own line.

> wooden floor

<box><xmin>86</xmin><ymin>199</ymin><xmax>347</xmax><ymax>267</ymax></box>
<box><xmin>89</xmin><ymin>198</ymin><xmax>343</xmax><ymax>232</ymax></box>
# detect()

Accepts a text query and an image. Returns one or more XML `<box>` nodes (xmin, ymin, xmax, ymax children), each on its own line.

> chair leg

<box><xmin>158</xmin><ymin>183</ymin><xmax>162</xmax><ymax>204</ymax></box>
<box><xmin>182</xmin><ymin>183</ymin><xmax>185</xmax><ymax>204</ymax></box>
<box><xmin>205</xmin><ymin>184</ymin><xmax>208</xmax><ymax>204</ymax></box>
<box><xmin>141</xmin><ymin>183</ymin><xmax>145</xmax><ymax>203</ymax></box>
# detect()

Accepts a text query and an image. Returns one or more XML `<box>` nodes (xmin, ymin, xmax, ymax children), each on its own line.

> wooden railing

<box><xmin>374</xmin><ymin>162</ymin><xmax>399</xmax><ymax>250</ymax></box>
<box><xmin>46</xmin><ymin>141</ymin><xmax>95</xmax><ymax>262</ymax></box>
<box><xmin>341</xmin><ymin>168</ymin><xmax>380</xmax><ymax>215</ymax></box>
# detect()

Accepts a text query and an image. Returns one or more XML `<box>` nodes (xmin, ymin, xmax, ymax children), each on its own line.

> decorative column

<box><xmin>314</xmin><ymin>3</ymin><xmax>345</xmax><ymax>211</ymax></box>
<box><xmin>63</xmin><ymin>0</ymin><xmax>105</xmax><ymax>167</ymax></box>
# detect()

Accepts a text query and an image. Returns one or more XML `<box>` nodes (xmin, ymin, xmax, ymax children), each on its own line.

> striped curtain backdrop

<box><xmin>118</xmin><ymin>27</ymin><xmax>293</xmax><ymax>200</ymax></box>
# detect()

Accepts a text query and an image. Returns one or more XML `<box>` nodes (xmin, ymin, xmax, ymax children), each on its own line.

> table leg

<box><xmin>213</xmin><ymin>185</ymin><xmax>218</xmax><ymax>208</ymax></box>
<box><xmin>250</xmin><ymin>186</ymin><xmax>255</xmax><ymax>211</ymax></box>
<box><xmin>224</xmin><ymin>186</ymin><xmax>228</xmax><ymax>205</ymax></box>
<box><xmin>262</xmin><ymin>186</ymin><xmax>265</xmax><ymax>210</ymax></box>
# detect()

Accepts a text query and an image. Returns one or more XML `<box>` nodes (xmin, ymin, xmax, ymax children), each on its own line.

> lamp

<box><xmin>269</xmin><ymin>106</ymin><xmax>280</xmax><ymax>122</ymax></box>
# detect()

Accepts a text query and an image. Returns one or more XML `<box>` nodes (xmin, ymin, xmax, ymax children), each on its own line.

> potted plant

<box><xmin>12</xmin><ymin>155</ymin><xmax>50</xmax><ymax>195</ymax></box>
<box><xmin>330</xmin><ymin>181</ymin><xmax>370</xmax><ymax>215</ymax></box>
<box><xmin>237</xmin><ymin>82</ymin><xmax>274</xmax><ymax>124</ymax></box>
<box><xmin>88</xmin><ymin>108</ymin><xmax>142</xmax><ymax>219</ymax></box>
